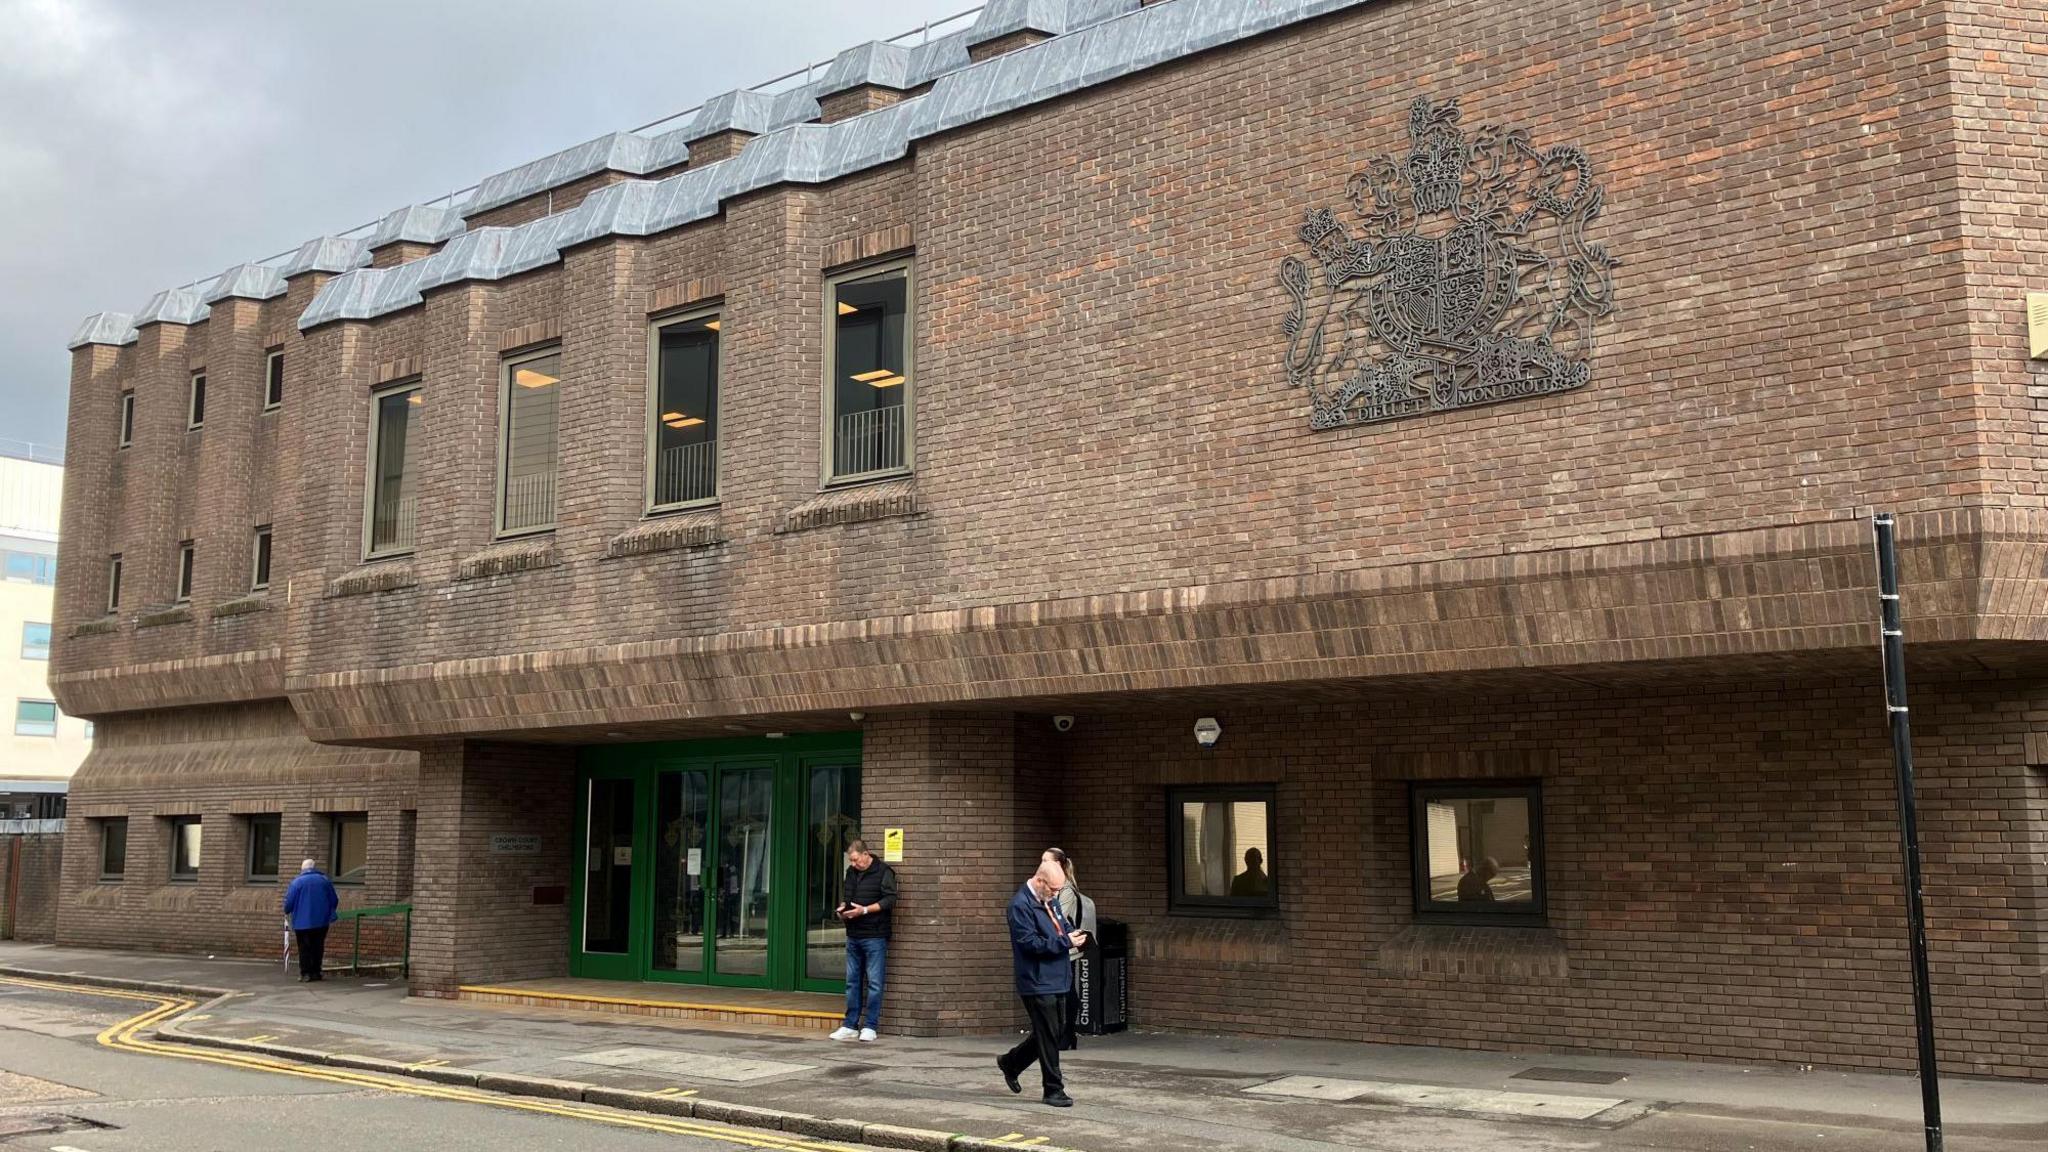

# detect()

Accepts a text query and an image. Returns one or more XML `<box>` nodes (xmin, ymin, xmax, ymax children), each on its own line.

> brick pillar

<box><xmin>862</xmin><ymin>711</ymin><xmax>1057</xmax><ymax>1034</ymax></box>
<box><xmin>410</xmin><ymin>741</ymin><xmax>577</xmax><ymax>994</ymax></box>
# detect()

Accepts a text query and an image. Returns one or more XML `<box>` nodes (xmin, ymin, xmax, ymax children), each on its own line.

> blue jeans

<box><xmin>844</xmin><ymin>937</ymin><xmax>886</xmax><ymax>1030</ymax></box>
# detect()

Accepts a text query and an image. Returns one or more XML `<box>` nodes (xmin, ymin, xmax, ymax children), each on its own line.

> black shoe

<box><xmin>998</xmin><ymin>1060</ymin><xmax>1021</xmax><ymax>1095</ymax></box>
<box><xmin>1043</xmin><ymin>1092</ymin><xmax>1074</xmax><ymax>1108</ymax></box>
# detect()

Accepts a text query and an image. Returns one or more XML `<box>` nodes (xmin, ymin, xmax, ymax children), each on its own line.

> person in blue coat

<box><xmin>996</xmin><ymin>860</ymin><xmax>1088</xmax><ymax>1107</ymax></box>
<box><xmin>283</xmin><ymin>858</ymin><xmax>340</xmax><ymax>982</ymax></box>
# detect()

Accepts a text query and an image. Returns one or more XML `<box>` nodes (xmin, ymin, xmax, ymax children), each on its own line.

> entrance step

<box><xmin>456</xmin><ymin>978</ymin><xmax>844</xmax><ymax>1033</ymax></box>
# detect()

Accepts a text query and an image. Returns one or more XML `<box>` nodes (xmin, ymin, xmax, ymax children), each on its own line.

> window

<box><xmin>1165</xmin><ymin>785</ymin><xmax>1277</xmax><ymax>915</ymax></box>
<box><xmin>169</xmin><ymin>815</ymin><xmax>202</xmax><ymax>882</ymax></box>
<box><xmin>13</xmin><ymin>699</ymin><xmax>57</xmax><ymax>737</ymax></box>
<box><xmin>498</xmin><ymin>349</ymin><xmax>560</xmax><ymax>535</ymax></box>
<box><xmin>83</xmin><ymin>721</ymin><xmax>94</xmax><ymax>741</ymax></box>
<box><xmin>4</xmin><ymin>550</ymin><xmax>55</xmax><ymax>585</ymax></box>
<box><xmin>825</xmin><ymin>261</ymin><xmax>913</xmax><ymax>481</ymax></box>
<box><xmin>330</xmin><ymin>813</ymin><xmax>368</xmax><ymax>885</ymax></box>
<box><xmin>264</xmin><ymin>350</ymin><xmax>284</xmax><ymax>410</ymax></box>
<box><xmin>250</xmin><ymin>525</ymin><xmax>272</xmax><ymax>591</ymax></box>
<box><xmin>648</xmin><ymin>312</ymin><xmax>721</xmax><ymax>509</ymax></box>
<box><xmin>188</xmin><ymin>371</ymin><xmax>206</xmax><ymax>429</ymax></box>
<box><xmin>365</xmin><ymin>383</ymin><xmax>422</xmax><ymax>556</ymax></box>
<box><xmin>118</xmin><ymin>390</ymin><xmax>135</xmax><ymax>447</ymax></box>
<box><xmin>175</xmin><ymin>540</ymin><xmax>195</xmax><ymax>602</ymax></box>
<box><xmin>1410</xmin><ymin>782</ymin><xmax>1546</xmax><ymax>923</ymax></box>
<box><xmin>99</xmin><ymin>818</ymin><xmax>128</xmax><ymax>880</ymax></box>
<box><xmin>106</xmin><ymin>554</ymin><xmax>123</xmax><ymax>612</ymax></box>
<box><xmin>21</xmin><ymin>622</ymin><xmax>50</xmax><ymax>660</ymax></box>
<box><xmin>246</xmin><ymin>814</ymin><xmax>281</xmax><ymax>882</ymax></box>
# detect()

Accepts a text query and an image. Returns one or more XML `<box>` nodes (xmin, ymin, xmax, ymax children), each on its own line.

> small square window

<box><xmin>188</xmin><ymin>371</ymin><xmax>207</xmax><ymax>429</ymax></box>
<box><xmin>13</xmin><ymin>699</ymin><xmax>57</xmax><ymax>737</ymax></box>
<box><xmin>246</xmin><ymin>814</ymin><xmax>281</xmax><ymax>882</ymax></box>
<box><xmin>118</xmin><ymin>390</ymin><xmax>135</xmax><ymax>447</ymax></box>
<box><xmin>107</xmin><ymin>553</ymin><xmax>123</xmax><ymax>612</ymax></box>
<box><xmin>251</xmin><ymin>526</ymin><xmax>272</xmax><ymax>591</ymax></box>
<box><xmin>169</xmin><ymin>815</ymin><xmax>203</xmax><ymax>882</ymax></box>
<box><xmin>264</xmin><ymin>350</ymin><xmax>284</xmax><ymax>410</ymax></box>
<box><xmin>1410</xmin><ymin>781</ymin><xmax>1546</xmax><ymax>923</ymax></box>
<box><xmin>330</xmin><ymin>813</ymin><xmax>368</xmax><ymax>885</ymax></box>
<box><xmin>22</xmin><ymin>622</ymin><xmax>51</xmax><ymax>660</ymax></box>
<box><xmin>175</xmin><ymin>540</ymin><xmax>195</xmax><ymax>602</ymax></box>
<box><xmin>1166</xmin><ymin>785</ymin><xmax>1277</xmax><ymax>916</ymax></box>
<box><xmin>99</xmin><ymin>818</ymin><xmax>128</xmax><ymax>880</ymax></box>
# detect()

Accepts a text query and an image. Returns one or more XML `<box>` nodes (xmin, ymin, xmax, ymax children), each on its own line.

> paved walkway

<box><xmin>4</xmin><ymin>941</ymin><xmax>2044</xmax><ymax>1152</ymax></box>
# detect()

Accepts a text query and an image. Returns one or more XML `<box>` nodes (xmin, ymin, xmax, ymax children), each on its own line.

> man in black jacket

<box><xmin>830</xmin><ymin>838</ymin><xmax>897</xmax><ymax>1042</ymax></box>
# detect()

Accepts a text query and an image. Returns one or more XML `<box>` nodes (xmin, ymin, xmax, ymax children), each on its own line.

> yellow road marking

<box><xmin>408</xmin><ymin>1058</ymin><xmax>449</xmax><ymax>1069</ymax></box>
<box><xmin>246</xmin><ymin>1034</ymin><xmax>279</xmax><ymax>1043</ymax></box>
<box><xmin>456</xmin><ymin>984</ymin><xmax>842</xmax><ymax>1021</ymax></box>
<box><xmin>0</xmin><ymin>976</ymin><xmax>869</xmax><ymax>1152</ymax></box>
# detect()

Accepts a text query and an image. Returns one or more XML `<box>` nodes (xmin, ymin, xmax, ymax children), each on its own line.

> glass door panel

<box><xmin>652</xmin><ymin>770</ymin><xmax>710</xmax><ymax>974</ymax></box>
<box><xmin>804</xmin><ymin>763</ymin><xmax>861</xmax><ymax>984</ymax></box>
<box><xmin>583</xmin><ymin>777</ymin><xmax>635</xmax><ymax>955</ymax></box>
<box><xmin>712</xmin><ymin>766</ymin><xmax>774</xmax><ymax>980</ymax></box>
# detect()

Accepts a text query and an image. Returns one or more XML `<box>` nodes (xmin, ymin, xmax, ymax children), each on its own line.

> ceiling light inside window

<box><xmin>664</xmin><ymin>416</ymin><xmax>705</xmax><ymax>428</ymax></box>
<box><xmin>867</xmin><ymin>373</ymin><xmax>906</xmax><ymax>388</ymax></box>
<box><xmin>514</xmin><ymin>367</ymin><xmax>560</xmax><ymax>389</ymax></box>
<box><xmin>836</xmin><ymin>301</ymin><xmax>859</xmax><ymax>316</ymax></box>
<box><xmin>850</xmin><ymin>369</ymin><xmax>896</xmax><ymax>382</ymax></box>
<box><xmin>703</xmin><ymin>319</ymin><xmax>720</xmax><ymax>331</ymax></box>
<box><xmin>407</xmin><ymin>394</ymin><xmax>423</xmax><ymax>405</ymax></box>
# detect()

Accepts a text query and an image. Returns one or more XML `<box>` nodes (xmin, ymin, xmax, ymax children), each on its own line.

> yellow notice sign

<box><xmin>883</xmin><ymin>828</ymin><xmax>905</xmax><ymax>863</ymax></box>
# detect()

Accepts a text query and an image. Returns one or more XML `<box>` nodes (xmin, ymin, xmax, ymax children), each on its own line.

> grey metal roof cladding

<box><xmin>818</xmin><ymin>41</ymin><xmax>916</xmax><ymax>95</ymax></box>
<box><xmin>134</xmin><ymin>285</ymin><xmax>214</xmax><ymax>327</ymax></box>
<box><xmin>74</xmin><ymin>0</ymin><xmax>1372</xmax><ymax>348</ymax></box>
<box><xmin>68</xmin><ymin>311</ymin><xmax>137</xmax><ymax>349</ymax></box>
<box><xmin>202</xmin><ymin>263</ymin><xmax>288</xmax><ymax>305</ymax></box>
<box><xmin>369</xmin><ymin>203</ymin><xmax>466</xmax><ymax>248</ymax></box>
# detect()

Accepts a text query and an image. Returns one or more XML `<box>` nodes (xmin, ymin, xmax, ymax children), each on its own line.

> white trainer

<box><xmin>858</xmin><ymin>1028</ymin><xmax>878</xmax><ymax>1042</ymax></box>
<box><xmin>829</xmin><ymin>1026</ymin><xmax>858</xmax><ymax>1041</ymax></box>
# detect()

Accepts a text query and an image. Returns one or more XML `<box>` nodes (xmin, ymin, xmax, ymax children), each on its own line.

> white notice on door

<box><xmin>613</xmin><ymin>846</ymin><xmax>632</xmax><ymax>866</ymax></box>
<box><xmin>686</xmin><ymin>848</ymin><xmax>702</xmax><ymax>876</ymax></box>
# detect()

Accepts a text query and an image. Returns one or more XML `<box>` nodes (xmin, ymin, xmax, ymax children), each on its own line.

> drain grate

<box><xmin>1511</xmin><ymin>1066</ymin><xmax>1628</xmax><ymax>1085</ymax></box>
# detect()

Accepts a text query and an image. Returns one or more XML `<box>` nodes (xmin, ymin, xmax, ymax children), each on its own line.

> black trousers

<box><xmin>998</xmin><ymin>993</ymin><xmax>1066</xmax><ymax>1097</ymax></box>
<box><xmin>295</xmin><ymin>926</ymin><xmax>328</xmax><ymax>980</ymax></box>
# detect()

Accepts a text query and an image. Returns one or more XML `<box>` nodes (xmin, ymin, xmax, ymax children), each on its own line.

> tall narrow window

<box><xmin>99</xmin><ymin>818</ymin><xmax>128</xmax><ymax>880</ymax></box>
<box><xmin>118</xmin><ymin>390</ymin><xmax>135</xmax><ymax>447</ymax></box>
<box><xmin>175</xmin><ymin>540</ymin><xmax>195</xmax><ymax>602</ymax></box>
<box><xmin>826</xmin><ymin>262</ymin><xmax>913</xmax><ymax>481</ymax></box>
<box><xmin>250</xmin><ymin>525</ymin><xmax>272</xmax><ymax>590</ymax></box>
<box><xmin>169</xmin><ymin>815</ymin><xmax>202</xmax><ymax>882</ymax></box>
<box><xmin>21</xmin><ymin>622</ymin><xmax>51</xmax><ymax>660</ymax></box>
<box><xmin>188</xmin><ymin>371</ymin><xmax>206</xmax><ymax>429</ymax></box>
<box><xmin>246</xmin><ymin>814</ymin><xmax>281</xmax><ymax>882</ymax></box>
<box><xmin>330</xmin><ymin>813</ymin><xmax>368</xmax><ymax>885</ymax></box>
<box><xmin>264</xmin><ymin>350</ymin><xmax>285</xmax><ymax>410</ymax></box>
<box><xmin>499</xmin><ymin>349</ymin><xmax>560</xmax><ymax>535</ymax></box>
<box><xmin>649</xmin><ymin>312</ymin><xmax>720</xmax><ymax>509</ymax></box>
<box><xmin>366</xmin><ymin>384</ymin><xmax>421</xmax><ymax>556</ymax></box>
<box><xmin>13</xmin><ymin>699</ymin><xmax>57</xmax><ymax>737</ymax></box>
<box><xmin>106</xmin><ymin>553</ymin><xmax>123</xmax><ymax>612</ymax></box>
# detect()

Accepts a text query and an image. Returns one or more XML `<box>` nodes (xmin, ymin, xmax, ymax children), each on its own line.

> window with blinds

<box><xmin>366</xmin><ymin>384</ymin><xmax>421</xmax><ymax>556</ymax></box>
<box><xmin>499</xmin><ymin>350</ymin><xmax>561</xmax><ymax>535</ymax></box>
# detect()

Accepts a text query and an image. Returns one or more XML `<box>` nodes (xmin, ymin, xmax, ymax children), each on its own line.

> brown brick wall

<box><xmin>0</xmin><ymin>832</ymin><xmax>64</xmax><ymax>942</ymax></box>
<box><xmin>1058</xmin><ymin>677</ymin><xmax>2048</xmax><ymax>1078</ymax></box>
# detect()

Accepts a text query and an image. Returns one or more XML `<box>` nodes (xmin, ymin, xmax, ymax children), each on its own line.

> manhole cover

<box><xmin>1512</xmin><ymin>1067</ymin><xmax>1628</xmax><ymax>1085</ymax></box>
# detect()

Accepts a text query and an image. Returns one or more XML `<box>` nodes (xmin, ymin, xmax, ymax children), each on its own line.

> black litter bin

<box><xmin>1074</xmin><ymin>918</ymin><xmax>1128</xmax><ymax>1035</ymax></box>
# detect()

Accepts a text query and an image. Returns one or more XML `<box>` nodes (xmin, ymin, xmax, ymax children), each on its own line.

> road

<box><xmin>0</xmin><ymin>980</ymin><xmax>858</xmax><ymax>1152</ymax></box>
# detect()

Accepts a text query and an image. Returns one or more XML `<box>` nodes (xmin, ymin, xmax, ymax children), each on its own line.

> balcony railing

<box><xmin>502</xmin><ymin>470</ymin><xmax>557</xmax><ymax>533</ymax></box>
<box><xmin>370</xmin><ymin>493</ymin><xmax>417</xmax><ymax>554</ymax></box>
<box><xmin>654</xmin><ymin>440</ymin><xmax>718</xmax><ymax>506</ymax></box>
<box><xmin>833</xmin><ymin>406</ymin><xmax>905</xmax><ymax>479</ymax></box>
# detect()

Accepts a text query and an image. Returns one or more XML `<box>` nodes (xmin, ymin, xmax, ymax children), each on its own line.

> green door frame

<box><xmin>570</xmin><ymin>733</ymin><xmax>861</xmax><ymax>992</ymax></box>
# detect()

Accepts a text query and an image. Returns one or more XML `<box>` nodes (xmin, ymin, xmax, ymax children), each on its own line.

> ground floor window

<box><xmin>1410</xmin><ymin>781</ymin><xmax>1546</xmax><ymax>923</ymax></box>
<box><xmin>98</xmin><ymin>818</ymin><xmax>128</xmax><ymax>880</ymax></box>
<box><xmin>1166</xmin><ymin>785</ymin><xmax>1277</xmax><ymax>915</ymax></box>
<box><xmin>329</xmin><ymin>813</ymin><xmax>368</xmax><ymax>884</ymax></box>
<box><xmin>246</xmin><ymin>814</ymin><xmax>281</xmax><ymax>882</ymax></box>
<box><xmin>168</xmin><ymin>816</ymin><xmax>202</xmax><ymax>882</ymax></box>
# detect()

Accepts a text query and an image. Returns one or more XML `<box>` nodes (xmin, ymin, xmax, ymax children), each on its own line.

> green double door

<box><xmin>573</xmin><ymin>734</ymin><xmax>860</xmax><ymax>992</ymax></box>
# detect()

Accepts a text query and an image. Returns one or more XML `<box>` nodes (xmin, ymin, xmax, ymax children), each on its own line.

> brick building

<box><xmin>47</xmin><ymin>0</ymin><xmax>2048</xmax><ymax>1078</ymax></box>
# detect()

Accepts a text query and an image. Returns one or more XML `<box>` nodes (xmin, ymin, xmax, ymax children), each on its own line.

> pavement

<box><xmin>3</xmin><ymin>940</ymin><xmax>2046</xmax><ymax>1152</ymax></box>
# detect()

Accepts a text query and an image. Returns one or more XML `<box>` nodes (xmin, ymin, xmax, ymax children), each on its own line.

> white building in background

<box><xmin>0</xmin><ymin>443</ymin><xmax>82</xmax><ymax>819</ymax></box>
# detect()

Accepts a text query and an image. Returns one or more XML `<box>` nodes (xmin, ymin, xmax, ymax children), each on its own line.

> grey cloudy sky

<box><xmin>0</xmin><ymin>0</ymin><xmax>971</xmax><ymax>453</ymax></box>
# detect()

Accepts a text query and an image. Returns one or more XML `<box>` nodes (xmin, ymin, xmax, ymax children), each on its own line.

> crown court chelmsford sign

<box><xmin>1280</xmin><ymin>97</ymin><xmax>1619</xmax><ymax>430</ymax></box>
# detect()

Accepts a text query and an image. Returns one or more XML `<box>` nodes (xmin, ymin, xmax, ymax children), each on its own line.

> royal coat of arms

<box><xmin>1280</xmin><ymin>97</ymin><xmax>1618</xmax><ymax>429</ymax></box>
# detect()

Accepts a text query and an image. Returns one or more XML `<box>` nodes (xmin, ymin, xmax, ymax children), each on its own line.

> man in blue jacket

<box><xmin>282</xmin><ymin>858</ymin><xmax>340</xmax><ymax>982</ymax></box>
<box><xmin>997</xmin><ymin>860</ymin><xmax>1089</xmax><ymax>1107</ymax></box>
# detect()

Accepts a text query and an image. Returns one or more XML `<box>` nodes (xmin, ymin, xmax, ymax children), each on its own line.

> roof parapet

<box><xmin>134</xmin><ymin>285</ymin><xmax>213</xmax><ymax>328</ymax></box>
<box><xmin>369</xmin><ymin>204</ymin><xmax>465</xmax><ymax>249</ymax></box>
<box><xmin>282</xmin><ymin>236</ymin><xmax>372</xmax><ymax>278</ymax></box>
<box><xmin>202</xmin><ymin>263</ymin><xmax>289</xmax><ymax>305</ymax></box>
<box><xmin>68</xmin><ymin>312</ymin><xmax>138</xmax><ymax>351</ymax></box>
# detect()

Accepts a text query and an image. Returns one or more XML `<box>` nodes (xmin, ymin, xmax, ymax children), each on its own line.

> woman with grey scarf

<box><xmin>1042</xmin><ymin>847</ymin><xmax>1097</xmax><ymax>1051</ymax></box>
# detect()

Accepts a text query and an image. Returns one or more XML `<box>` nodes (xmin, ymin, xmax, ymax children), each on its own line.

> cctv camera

<box><xmin>1052</xmin><ymin>715</ymin><xmax>1076</xmax><ymax>732</ymax></box>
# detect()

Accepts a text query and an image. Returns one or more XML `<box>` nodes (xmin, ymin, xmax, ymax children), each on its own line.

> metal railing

<box><xmin>833</xmin><ymin>406</ymin><xmax>906</xmax><ymax>478</ymax></box>
<box><xmin>655</xmin><ymin>440</ymin><xmax>718</xmax><ymax>506</ymax></box>
<box><xmin>502</xmin><ymin>470</ymin><xmax>557</xmax><ymax>533</ymax></box>
<box><xmin>371</xmin><ymin>493</ymin><xmax>417</xmax><ymax>553</ymax></box>
<box><xmin>0</xmin><ymin>439</ymin><xmax>63</xmax><ymax>466</ymax></box>
<box><xmin>334</xmin><ymin>902</ymin><xmax>413</xmax><ymax>978</ymax></box>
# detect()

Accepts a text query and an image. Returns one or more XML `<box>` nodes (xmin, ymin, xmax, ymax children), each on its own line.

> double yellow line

<box><xmin>0</xmin><ymin>975</ymin><xmax>865</xmax><ymax>1151</ymax></box>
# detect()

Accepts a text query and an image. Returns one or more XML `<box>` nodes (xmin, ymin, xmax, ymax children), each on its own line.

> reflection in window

<box><xmin>330</xmin><ymin>813</ymin><xmax>368</xmax><ymax>884</ymax></box>
<box><xmin>500</xmin><ymin>351</ymin><xmax>560</xmax><ymax>534</ymax></box>
<box><xmin>367</xmin><ymin>385</ymin><xmax>420</xmax><ymax>555</ymax></box>
<box><xmin>1411</xmin><ymin>783</ymin><xmax>1545</xmax><ymax>920</ymax></box>
<box><xmin>170</xmin><ymin>815</ymin><xmax>202</xmax><ymax>881</ymax></box>
<box><xmin>651</xmin><ymin>314</ymin><xmax>720</xmax><ymax>508</ymax></box>
<box><xmin>827</xmin><ymin>264</ymin><xmax>911</xmax><ymax>480</ymax></box>
<box><xmin>22</xmin><ymin>622</ymin><xmax>51</xmax><ymax>660</ymax></box>
<box><xmin>14</xmin><ymin>699</ymin><xmax>57</xmax><ymax>737</ymax></box>
<box><xmin>1166</xmin><ymin>786</ymin><xmax>1276</xmax><ymax>914</ymax></box>
<box><xmin>246</xmin><ymin>814</ymin><xmax>281</xmax><ymax>882</ymax></box>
